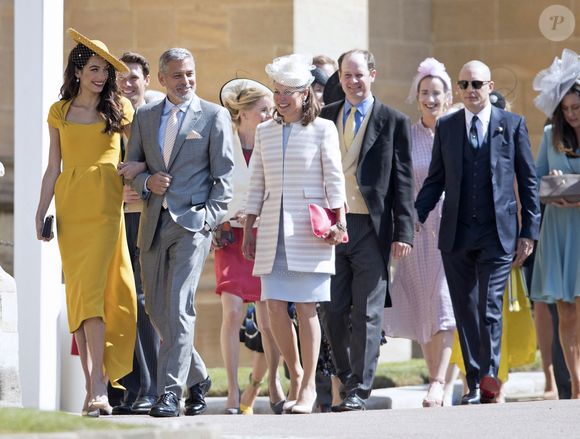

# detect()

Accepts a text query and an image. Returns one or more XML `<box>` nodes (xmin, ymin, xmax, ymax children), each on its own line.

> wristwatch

<box><xmin>335</xmin><ymin>221</ymin><xmax>347</xmax><ymax>232</ymax></box>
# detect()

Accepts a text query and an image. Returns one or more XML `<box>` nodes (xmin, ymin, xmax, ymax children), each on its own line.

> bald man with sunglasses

<box><xmin>415</xmin><ymin>60</ymin><xmax>540</xmax><ymax>404</ymax></box>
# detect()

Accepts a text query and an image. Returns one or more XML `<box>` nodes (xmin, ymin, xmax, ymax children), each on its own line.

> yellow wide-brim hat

<box><xmin>67</xmin><ymin>28</ymin><xmax>128</xmax><ymax>73</ymax></box>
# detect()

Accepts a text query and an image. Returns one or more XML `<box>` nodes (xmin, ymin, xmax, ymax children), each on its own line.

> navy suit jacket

<box><xmin>415</xmin><ymin>106</ymin><xmax>540</xmax><ymax>254</ymax></box>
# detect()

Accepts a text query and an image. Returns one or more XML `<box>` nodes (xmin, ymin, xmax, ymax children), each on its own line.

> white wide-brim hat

<box><xmin>265</xmin><ymin>54</ymin><xmax>315</xmax><ymax>88</ymax></box>
<box><xmin>219</xmin><ymin>78</ymin><xmax>272</xmax><ymax>106</ymax></box>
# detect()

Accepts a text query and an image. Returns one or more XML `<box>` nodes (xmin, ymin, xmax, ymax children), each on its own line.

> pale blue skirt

<box><xmin>260</xmin><ymin>210</ymin><xmax>330</xmax><ymax>303</ymax></box>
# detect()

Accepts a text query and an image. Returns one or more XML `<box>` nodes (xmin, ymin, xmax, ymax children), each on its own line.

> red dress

<box><xmin>214</xmin><ymin>148</ymin><xmax>261</xmax><ymax>302</ymax></box>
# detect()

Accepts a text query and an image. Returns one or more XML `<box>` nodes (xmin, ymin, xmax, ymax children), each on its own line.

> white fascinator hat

<box><xmin>533</xmin><ymin>48</ymin><xmax>580</xmax><ymax>118</ymax></box>
<box><xmin>406</xmin><ymin>57</ymin><xmax>452</xmax><ymax>104</ymax></box>
<box><xmin>265</xmin><ymin>54</ymin><xmax>315</xmax><ymax>89</ymax></box>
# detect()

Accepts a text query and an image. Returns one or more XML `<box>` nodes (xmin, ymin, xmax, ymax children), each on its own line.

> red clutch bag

<box><xmin>308</xmin><ymin>204</ymin><xmax>349</xmax><ymax>243</ymax></box>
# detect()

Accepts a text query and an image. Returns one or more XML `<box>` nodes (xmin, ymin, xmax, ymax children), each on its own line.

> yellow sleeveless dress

<box><xmin>48</xmin><ymin>97</ymin><xmax>137</xmax><ymax>387</ymax></box>
<box><xmin>449</xmin><ymin>267</ymin><xmax>537</xmax><ymax>383</ymax></box>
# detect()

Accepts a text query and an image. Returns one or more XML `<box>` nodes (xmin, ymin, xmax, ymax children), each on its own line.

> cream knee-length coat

<box><xmin>245</xmin><ymin>117</ymin><xmax>346</xmax><ymax>276</ymax></box>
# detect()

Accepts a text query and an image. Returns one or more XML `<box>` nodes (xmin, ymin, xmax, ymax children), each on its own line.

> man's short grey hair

<box><xmin>159</xmin><ymin>48</ymin><xmax>195</xmax><ymax>74</ymax></box>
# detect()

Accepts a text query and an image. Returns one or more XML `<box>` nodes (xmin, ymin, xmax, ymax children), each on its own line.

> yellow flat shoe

<box><xmin>240</xmin><ymin>403</ymin><xmax>254</xmax><ymax>415</ymax></box>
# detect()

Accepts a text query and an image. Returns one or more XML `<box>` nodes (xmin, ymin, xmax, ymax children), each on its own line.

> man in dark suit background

<box><xmin>319</xmin><ymin>49</ymin><xmax>414</xmax><ymax>411</ymax></box>
<box><xmin>112</xmin><ymin>52</ymin><xmax>161</xmax><ymax>415</ymax></box>
<box><xmin>415</xmin><ymin>60</ymin><xmax>540</xmax><ymax>404</ymax></box>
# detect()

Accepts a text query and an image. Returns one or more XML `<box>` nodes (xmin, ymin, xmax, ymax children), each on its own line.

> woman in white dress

<box><xmin>242</xmin><ymin>54</ymin><xmax>346</xmax><ymax>414</ymax></box>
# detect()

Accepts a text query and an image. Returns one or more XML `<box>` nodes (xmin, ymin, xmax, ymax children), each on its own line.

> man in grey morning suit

<box><xmin>415</xmin><ymin>60</ymin><xmax>540</xmax><ymax>404</ymax></box>
<box><xmin>127</xmin><ymin>48</ymin><xmax>234</xmax><ymax>417</ymax></box>
<box><xmin>319</xmin><ymin>50</ymin><xmax>415</xmax><ymax>411</ymax></box>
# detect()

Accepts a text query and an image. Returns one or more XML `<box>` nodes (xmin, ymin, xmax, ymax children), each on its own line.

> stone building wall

<box><xmin>64</xmin><ymin>0</ymin><xmax>294</xmax><ymax>102</ymax></box>
<box><xmin>431</xmin><ymin>0</ymin><xmax>579</xmax><ymax>150</ymax></box>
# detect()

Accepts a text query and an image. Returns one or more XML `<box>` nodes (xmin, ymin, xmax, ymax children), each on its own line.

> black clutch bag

<box><xmin>539</xmin><ymin>174</ymin><xmax>580</xmax><ymax>203</ymax></box>
<box><xmin>41</xmin><ymin>215</ymin><xmax>54</xmax><ymax>239</ymax></box>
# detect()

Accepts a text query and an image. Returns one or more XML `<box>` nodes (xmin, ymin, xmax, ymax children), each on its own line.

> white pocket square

<box><xmin>186</xmin><ymin>130</ymin><xmax>202</xmax><ymax>140</ymax></box>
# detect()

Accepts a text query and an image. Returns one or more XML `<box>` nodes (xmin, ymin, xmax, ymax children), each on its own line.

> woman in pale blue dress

<box><xmin>530</xmin><ymin>49</ymin><xmax>580</xmax><ymax>398</ymax></box>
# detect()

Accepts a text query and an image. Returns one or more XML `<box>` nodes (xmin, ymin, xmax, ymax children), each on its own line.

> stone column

<box><xmin>14</xmin><ymin>0</ymin><xmax>64</xmax><ymax>410</ymax></box>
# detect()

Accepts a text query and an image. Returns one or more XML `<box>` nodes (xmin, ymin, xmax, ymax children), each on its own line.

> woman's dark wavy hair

<box><xmin>552</xmin><ymin>82</ymin><xmax>580</xmax><ymax>158</ymax></box>
<box><xmin>273</xmin><ymin>85</ymin><xmax>320</xmax><ymax>126</ymax></box>
<box><xmin>60</xmin><ymin>43</ymin><xmax>124</xmax><ymax>134</ymax></box>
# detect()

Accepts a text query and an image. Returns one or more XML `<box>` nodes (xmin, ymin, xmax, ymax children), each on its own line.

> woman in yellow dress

<box><xmin>35</xmin><ymin>29</ymin><xmax>137</xmax><ymax>417</ymax></box>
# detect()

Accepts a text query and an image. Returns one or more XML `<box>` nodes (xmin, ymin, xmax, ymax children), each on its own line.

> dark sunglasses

<box><xmin>457</xmin><ymin>80</ymin><xmax>491</xmax><ymax>90</ymax></box>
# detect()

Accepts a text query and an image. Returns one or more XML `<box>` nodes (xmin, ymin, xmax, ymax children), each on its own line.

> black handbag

<box><xmin>41</xmin><ymin>215</ymin><xmax>54</xmax><ymax>239</ymax></box>
<box><xmin>539</xmin><ymin>174</ymin><xmax>580</xmax><ymax>203</ymax></box>
<box><xmin>239</xmin><ymin>304</ymin><xmax>264</xmax><ymax>353</ymax></box>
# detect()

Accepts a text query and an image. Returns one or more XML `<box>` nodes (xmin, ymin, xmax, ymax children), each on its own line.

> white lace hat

<box><xmin>265</xmin><ymin>54</ymin><xmax>315</xmax><ymax>89</ymax></box>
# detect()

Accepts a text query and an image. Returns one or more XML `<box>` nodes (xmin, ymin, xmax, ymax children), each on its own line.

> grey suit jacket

<box><xmin>128</xmin><ymin>95</ymin><xmax>234</xmax><ymax>252</ymax></box>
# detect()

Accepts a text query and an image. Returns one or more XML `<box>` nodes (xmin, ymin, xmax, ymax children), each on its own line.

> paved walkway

<box><xmin>103</xmin><ymin>398</ymin><xmax>579</xmax><ymax>439</ymax></box>
<box><xmin>2</xmin><ymin>372</ymin><xmax>570</xmax><ymax>439</ymax></box>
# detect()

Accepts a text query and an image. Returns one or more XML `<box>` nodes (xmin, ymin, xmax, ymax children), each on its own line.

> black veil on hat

<box><xmin>490</xmin><ymin>90</ymin><xmax>506</xmax><ymax>110</ymax></box>
<box><xmin>67</xmin><ymin>28</ymin><xmax>128</xmax><ymax>73</ymax></box>
<box><xmin>311</xmin><ymin>67</ymin><xmax>329</xmax><ymax>87</ymax></box>
<box><xmin>323</xmin><ymin>71</ymin><xmax>345</xmax><ymax>105</ymax></box>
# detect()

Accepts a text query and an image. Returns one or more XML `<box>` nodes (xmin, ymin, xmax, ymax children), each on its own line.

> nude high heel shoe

<box><xmin>291</xmin><ymin>391</ymin><xmax>317</xmax><ymax>415</ymax></box>
<box><xmin>422</xmin><ymin>380</ymin><xmax>444</xmax><ymax>408</ymax></box>
<box><xmin>88</xmin><ymin>395</ymin><xmax>113</xmax><ymax>416</ymax></box>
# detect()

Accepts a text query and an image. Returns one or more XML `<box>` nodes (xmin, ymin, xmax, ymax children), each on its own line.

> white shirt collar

<box><xmin>465</xmin><ymin>102</ymin><xmax>492</xmax><ymax>143</ymax></box>
<box><xmin>465</xmin><ymin>102</ymin><xmax>492</xmax><ymax>127</ymax></box>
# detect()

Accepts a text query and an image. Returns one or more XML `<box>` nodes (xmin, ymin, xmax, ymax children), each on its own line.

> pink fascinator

<box><xmin>406</xmin><ymin>57</ymin><xmax>452</xmax><ymax>104</ymax></box>
<box><xmin>533</xmin><ymin>48</ymin><xmax>580</xmax><ymax>118</ymax></box>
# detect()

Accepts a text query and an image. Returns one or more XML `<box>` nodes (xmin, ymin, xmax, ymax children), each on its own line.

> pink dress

<box><xmin>382</xmin><ymin>121</ymin><xmax>456</xmax><ymax>344</ymax></box>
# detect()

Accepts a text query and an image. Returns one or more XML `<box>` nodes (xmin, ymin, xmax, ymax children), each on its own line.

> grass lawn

<box><xmin>0</xmin><ymin>408</ymin><xmax>140</xmax><ymax>434</ymax></box>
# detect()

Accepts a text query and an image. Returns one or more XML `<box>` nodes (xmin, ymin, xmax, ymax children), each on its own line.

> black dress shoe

<box><xmin>112</xmin><ymin>401</ymin><xmax>133</xmax><ymax>415</ymax></box>
<box><xmin>337</xmin><ymin>394</ymin><xmax>366</xmax><ymax>412</ymax></box>
<box><xmin>460</xmin><ymin>388</ymin><xmax>481</xmax><ymax>405</ymax></box>
<box><xmin>184</xmin><ymin>376</ymin><xmax>212</xmax><ymax>416</ymax></box>
<box><xmin>112</xmin><ymin>392</ymin><xmax>136</xmax><ymax>415</ymax></box>
<box><xmin>149</xmin><ymin>392</ymin><xmax>180</xmax><ymax>417</ymax></box>
<box><xmin>131</xmin><ymin>395</ymin><xmax>157</xmax><ymax>414</ymax></box>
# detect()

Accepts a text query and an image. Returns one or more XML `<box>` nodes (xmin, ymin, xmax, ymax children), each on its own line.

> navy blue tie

<box><xmin>469</xmin><ymin>116</ymin><xmax>479</xmax><ymax>149</ymax></box>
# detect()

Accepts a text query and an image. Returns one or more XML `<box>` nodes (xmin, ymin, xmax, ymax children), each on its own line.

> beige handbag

<box><xmin>539</xmin><ymin>174</ymin><xmax>580</xmax><ymax>203</ymax></box>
